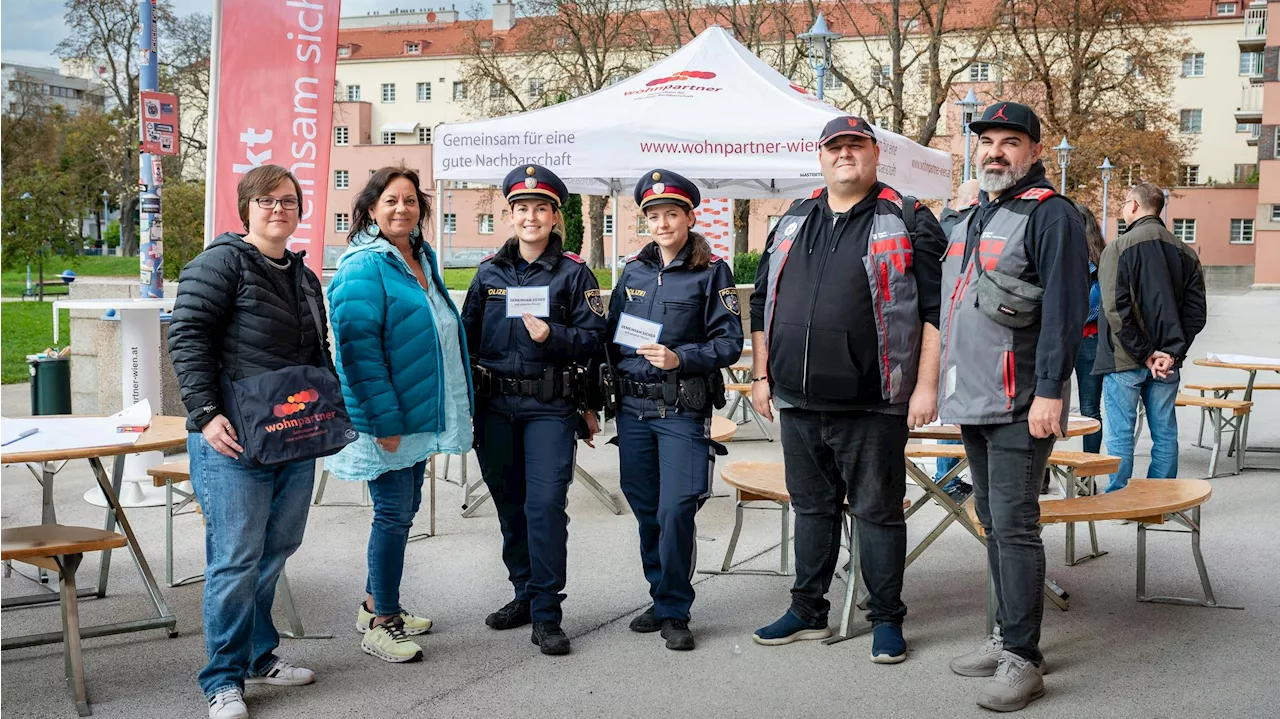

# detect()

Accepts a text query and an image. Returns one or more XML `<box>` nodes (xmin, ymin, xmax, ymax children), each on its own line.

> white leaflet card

<box><xmin>506</xmin><ymin>286</ymin><xmax>550</xmax><ymax>318</ymax></box>
<box><xmin>614</xmin><ymin>313</ymin><xmax>663</xmax><ymax>349</ymax></box>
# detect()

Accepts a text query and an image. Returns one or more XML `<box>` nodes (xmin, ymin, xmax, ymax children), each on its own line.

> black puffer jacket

<box><xmin>169</xmin><ymin>233</ymin><xmax>335</xmax><ymax>431</ymax></box>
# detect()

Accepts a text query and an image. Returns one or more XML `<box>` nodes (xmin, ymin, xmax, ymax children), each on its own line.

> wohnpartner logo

<box><xmin>625</xmin><ymin>70</ymin><xmax>720</xmax><ymax>97</ymax></box>
<box><xmin>274</xmin><ymin>388</ymin><xmax>320</xmax><ymax>418</ymax></box>
<box><xmin>646</xmin><ymin>70</ymin><xmax>716</xmax><ymax>86</ymax></box>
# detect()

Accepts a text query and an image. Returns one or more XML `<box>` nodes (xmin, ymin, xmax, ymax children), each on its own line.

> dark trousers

<box><xmin>475</xmin><ymin>411</ymin><xmax>577</xmax><ymax>623</ymax></box>
<box><xmin>780</xmin><ymin>409</ymin><xmax>908</xmax><ymax>627</ymax></box>
<box><xmin>616</xmin><ymin>413</ymin><xmax>715</xmax><ymax>622</ymax></box>
<box><xmin>1075</xmin><ymin>335</ymin><xmax>1103</xmax><ymax>454</ymax></box>
<box><xmin>961</xmin><ymin>421</ymin><xmax>1053</xmax><ymax>665</ymax></box>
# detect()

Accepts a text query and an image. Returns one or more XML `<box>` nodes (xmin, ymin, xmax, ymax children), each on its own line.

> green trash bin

<box><xmin>29</xmin><ymin>355</ymin><xmax>72</xmax><ymax>416</ymax></box>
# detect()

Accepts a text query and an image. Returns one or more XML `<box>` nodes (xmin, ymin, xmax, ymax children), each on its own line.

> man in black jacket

<box><xmin>1094</xmin><ymin>181</ymin><xmax>1206</xmax><ymax>493</ymax></box>
<box><xmin>747</xmin><ymin>116</ymin><xmax>947</xmax><ymax>662</ymax></box>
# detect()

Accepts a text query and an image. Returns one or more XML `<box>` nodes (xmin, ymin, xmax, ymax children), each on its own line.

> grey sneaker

<box><xmin>950</xmin><ymin>628</ymin><xmax>1004</xmax><ymax>677</ymax></box>
<box><xmin>976</xmin><ymin>651</ymin><xmax>1045</xmax><ymax>712</ymax></box>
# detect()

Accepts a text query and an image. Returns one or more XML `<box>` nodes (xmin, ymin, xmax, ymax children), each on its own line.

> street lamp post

<box><xmin>798</xmin><ymin>13</ymin><xmax>842</xmax><ymax>101</ymax></box>
<box><xmin>955</xmin><ymin>89</ymin><xmax>982</xmax><ymax>181</ymax></box>
<box><xmin>1098</xmin><ymin>157</ymin><xmax>1115</xmax><ymax>237</ymax></box>
<box><xmin>100</xmin><ymin>190</ymin><xmax>110</xmax><ymax>244</ymax></box>
<box><xmin>1053</xmin><ymin>137</ymin><xmax>1074</xmax><ymax>192</ymax></box>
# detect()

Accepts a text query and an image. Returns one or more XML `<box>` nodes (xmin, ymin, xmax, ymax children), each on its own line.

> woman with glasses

<box><xmin>325</xmin><ymin>167</ymin><xmax>473</xmax><ymax>664</ymax></box>
<box><xmin>170</xmin><ymin>165</ymin><xmax>337</xmax><ymax>719</ymax></box>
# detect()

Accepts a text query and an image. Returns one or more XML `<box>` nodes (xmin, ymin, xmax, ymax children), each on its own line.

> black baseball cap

<box><xmin>819</xmin><ymin>115</ymin><xmax>877</xmax><ymax>146</ymax></box>
<box><xmin>969</xmin><ymin>102</ymin><xmax>1042</xmax><ymax>143</ymax></box>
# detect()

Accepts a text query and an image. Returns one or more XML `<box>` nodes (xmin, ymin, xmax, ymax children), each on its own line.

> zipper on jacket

<box><xmin>1002</xmin><ymin>350</ymin><xmax>1015</xmax><ymax>410</ymax></box>
<box><xmin>875</xmin><ymin>260</ymin><xmax>892</xmax><ymax>396</ymax></box>
<box><xmin>801</xmin><ymin>216</ymin><xmax>843</xmax><ymax>399</ymax></box>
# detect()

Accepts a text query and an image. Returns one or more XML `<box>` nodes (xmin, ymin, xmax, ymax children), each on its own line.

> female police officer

<box><xmin>604</xmin><ymin>169</ymin><xmax>743</xmax><ymax>651</ymax></box>
<box><xmin>461</xmin><ymin>164</ymin><xmax>605</xmax><ymax>656</ymax></box>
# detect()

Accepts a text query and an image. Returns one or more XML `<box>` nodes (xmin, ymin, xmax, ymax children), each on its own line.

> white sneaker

<box><xmin>245</xmin><ymin>658</ymin><xmax>315</xmax><ymax>686</ymax></box>
<box><xmin>977</xmin><ymin>651</ymin><xmax>1046</xmax><ymax>712</ymax></box>
<box><xmin>208</xmin><ymin>688</ymin><xmax>248</xmax><ymax>719</ymax></box>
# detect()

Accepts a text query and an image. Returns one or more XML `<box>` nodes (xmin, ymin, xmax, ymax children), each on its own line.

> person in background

<box><xmin>325</xmin><ymin>167</ymin><xmax>474</xmax><ymax>664</ymax></box>
<box><xmin>1073</xmin><ymin>203</ymin><xmax>1106</xmax><ymax>455</ymax></box>
<box><xmin>169</xmin><ymin>165</ymin><xmax>332</xmax><ymax>719</ymax></box>
<box><xmin>461</xmin><ymin>164</ymin><xmax>606</xmax><ymax>657</ymax></box>
<box><xmin>1093</xmin><ymin>182</ymin><xmax>1206</xmax><ymax>493</ymax></box>
<box><xmin>606</xmin><ymin>169</ymin><xmax>743</xmax><ymax>651</ymax></box>
<box><xmin>934</xmin><ymin>178</ymin><xmax>981</xmax><ymax>502</ymax></box>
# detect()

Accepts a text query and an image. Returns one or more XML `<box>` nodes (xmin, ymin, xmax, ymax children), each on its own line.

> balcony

<box><xmin>1240</xmin><ymin>5</ymin><xmax>1266</xmax><ymax>49</ymax></box>
<box><xmin>1247</xmin><ymin>124</ymin><xmax>1262</xmax><ymax>146</ymax></box>
<box><xmin>1235</xmin><ymin>82</ymin><xmax>1263</xmax><ymax>122</ymax></box>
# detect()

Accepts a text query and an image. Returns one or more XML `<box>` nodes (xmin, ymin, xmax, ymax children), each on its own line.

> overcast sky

<box><xmin>1</xmin><ymin>0</ymin><xmax>415</xmax><ymax>69</ymax></box>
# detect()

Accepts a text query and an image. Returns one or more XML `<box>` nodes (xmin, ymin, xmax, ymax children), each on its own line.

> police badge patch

<box><xmin>718</xmin><ymin>287</ymin><xmax>740</xmax><ymax>316</ymax></box>
<box><xmin>585</xmin><ymin>288</ymin><xmax>605</xmax><ymax>316</ymax></box>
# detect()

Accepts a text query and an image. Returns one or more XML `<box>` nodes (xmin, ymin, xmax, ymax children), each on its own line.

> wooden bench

<box><xmin>1184</xmin><ymin>382</ymin><xmax>1280</xmax><ymax>393</ymax></box>
<box><xmin>2</xmin><ymin>525</ymin><xmax>128</xmax><ymax>716</ymax></box>
<box><xmin>1175</xmin><ymin>394</ymin><xmax>1251</xmax><ymax>477</ymax></box>
<box><xmin>143</xmin><ymin>462</ymin><xmax>330</xmax><ymax>640</ymax></box>
<box><xmin>20</xmin><ymin>280</ymin><xmax>70</xmax><ymax>301</ymax></box>
<box><xmin>719</xmin><ymin>379</ymin><xmax>774</xmax><ymax>442</ymax></box>
<box><xmin>963</xmin><ymin>479</ymin><xmax>1237</xmax><ymax>631</ymax></box>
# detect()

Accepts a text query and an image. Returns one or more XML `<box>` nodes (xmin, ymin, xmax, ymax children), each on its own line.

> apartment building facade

<box><xmin>326</xmin><ymin>1</ymin><xmax>1276</xmax><ymax>285</ymax></box>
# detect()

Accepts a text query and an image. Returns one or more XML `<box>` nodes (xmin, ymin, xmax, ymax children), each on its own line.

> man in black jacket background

<box><xmin>747</xmin><ymin>116</ymin><xmax>947</xmax><ymax>662</ymax></box>
<box><xmin>1094</xmin><ymin>181</ymin><xmax>1207</xmax><ymax>492</ymax></box>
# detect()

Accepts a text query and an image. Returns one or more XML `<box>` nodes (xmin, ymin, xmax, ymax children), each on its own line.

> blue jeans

<box><xmin>934</xmin><ymin>439</ymin><xmax>965</xmax><ymax>490</ymax></box>
<box><xmin>365</xmin><ymin>461</ymin><xmax>427</xmax><ymax>617</ymax></box>
<box><xmin>187</xmin><ymin>434</ymin><xmax>315</xmax><ymax>698</ymax></box>
<box><xmin>1075</xmin><ymin>335</ymin><xmax>1103</xmax><ymax>454</ymax></box>
<box><xmin>1102</xmin><ymin>368</ymin><xmax>1180</xmax><ymax>493</ymax></box>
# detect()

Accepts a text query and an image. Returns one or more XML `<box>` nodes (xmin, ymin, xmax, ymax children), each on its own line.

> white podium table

<box><xmin>54</xmin><ymin>297</ymin><xmax>177</xmax><ymax>507</ymax></box>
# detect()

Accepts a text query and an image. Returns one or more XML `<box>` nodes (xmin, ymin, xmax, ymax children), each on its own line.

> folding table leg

<box><xmin>1137</xmin><ymin>508</ymin><xmax>1243</xmax><ymax>610</ymax></box>
<box><xmin>824</xmin><ymin>513</ymin><xmax>872</xmax><ymax>645</ymax></box>
<box><xmin>277</xmin><ymin>571</ymin><xmax>333</xmax><ymax>639</ymax></box>
<box><xmin>56</xmin><ymin>553</ymin><xmax>91</xmax><ymax>717</ymax></box>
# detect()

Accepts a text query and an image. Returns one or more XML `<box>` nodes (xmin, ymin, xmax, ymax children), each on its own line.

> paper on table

<box><xmin>1206</xmin><ymin>353</ymin><xmax>1280</xmax><ymax>367</ymax></box>
<box><xmin>506</xmin><ymin>286</ymin><xmax>550</xmax><ymax>318</ymax></box>
<box><xmin>0</xmin><ymin>401</ymin><xmax>151</xmax><ymax>455</ymax></box>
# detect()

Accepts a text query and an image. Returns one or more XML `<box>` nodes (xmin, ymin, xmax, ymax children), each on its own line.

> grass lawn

<box><xmin>1</xmin><ymin>303</ymin><xmax>69</xmax><ymax>384</ymax></box>
<box><xmin>440</xmin><ymin>267</ymin><xmax>614</xmax><ymax>290</ymax></box>
<box><xmin>1</xmin><ymin>256</ymin><xmax>139</xmax><ymax>297</ymax></box>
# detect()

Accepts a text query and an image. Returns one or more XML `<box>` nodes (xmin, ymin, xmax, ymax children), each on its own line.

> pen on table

<box><xmin>1</xmin><ymin>428</ymin><xmax>39</xmax><ymax>446</ymax></box>
<box><xmin>117</xmin><ymin>425</ymin><xmax>150</xmax><ymax>433</ymax></box>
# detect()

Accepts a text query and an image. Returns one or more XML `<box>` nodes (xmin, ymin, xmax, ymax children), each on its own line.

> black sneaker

<box><xmin>629</xmin><ymin>606</ymin><xmax>662</xmax><ymax>633</ymax></box>
<box><xmin>485</xmin><ymin>599</ymin><xmax>531</xmax><ymax>630</ymax></box>
<box><xmin>660</xmin><ymin>618</ymin><xmax>695</xmax><ymax>651</ymax></box>
<box><xmin>946</xmin><ymin>482</ymin><xmax>974</xmax><ymax>505</ymax></box>
<box><xmin>530</xmin><ymin>621</ymin><xmax>571</xmax><ymax>655</ymax></box>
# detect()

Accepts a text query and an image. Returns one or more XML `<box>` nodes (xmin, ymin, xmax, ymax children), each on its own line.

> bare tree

<box><xmin>161</xmin><ymin>12</ymin><xmax>211</xmax><ymax>181</ymax></box>
<box><xmin>461</xmin><ymin>0</ymin><xmax>649</xmax><ymax>268</ymax></box>
<box><xmin>56</xmin><ymin>0</ymin><xmax>175</xmax><ymax>256</ymax></box>
<box><xmin>999</xmin><ymin>0</ymin><xmax>1190</xmax><ymax>194</ymax></box>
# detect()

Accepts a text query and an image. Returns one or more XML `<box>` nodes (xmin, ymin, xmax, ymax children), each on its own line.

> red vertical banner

<box><xmin>211</xmin><ymin>0</ymin><xmax>340</xmax><ymax>276</ymax></box>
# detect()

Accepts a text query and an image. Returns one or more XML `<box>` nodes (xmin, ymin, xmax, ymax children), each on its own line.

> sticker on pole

<box><xmin>139</xmin><ymin>91</ymin><xmax>180</xmax><ymax>156</ymax></box>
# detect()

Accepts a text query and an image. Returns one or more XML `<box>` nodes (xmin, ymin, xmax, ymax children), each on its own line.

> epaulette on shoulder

<box><xmin>710</xmin><ymin>254</ymin><xmax>724</xmax><ymax>263</ymax></box>
<box><xmin>1016</xmin><ymin>187</ymin><xmax>1055</xmax><ymax>202</ymax></box>
<box><xmin>809</xmin><ymin>187</ymin><xmax>824</xmax><ymax>199</ymax></box>
<box><xmin>877</xmin><ymin>187</ymin><xmax>903</xmax><ymax>207</ymax></box>
<box><xmin>562</xmin><ymin>251</ymin><xmax>586</xmax><ymax>264</ymax></box>
<box><xmin>624</xmin><ymin>252</ymin><xmax>642</xmax><ymax>263</ymax></box>
<box><xmin>480</xmin><ymin>253</ymin><xmax>495</xmax><ymax>263</ymax></box>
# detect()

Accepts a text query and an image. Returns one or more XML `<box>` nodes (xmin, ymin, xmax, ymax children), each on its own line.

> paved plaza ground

<box><xmin>2</xmin><ymin>290</ymin><xmax>1278</xmax><ymax>718</ymax></box>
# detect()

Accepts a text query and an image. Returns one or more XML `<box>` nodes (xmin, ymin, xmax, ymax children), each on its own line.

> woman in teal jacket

<box><xmin>326</xmin><ymin>166</ymin><xmax>473</xmax><ymax>664</ymax></box>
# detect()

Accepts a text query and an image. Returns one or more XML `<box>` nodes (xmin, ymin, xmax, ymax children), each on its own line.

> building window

<box><xmin>527</xmin><ymin>78</ymin><xmax>544</xmax><ymax>98</ymax></box>
<box><xmin>636</xmin><ymin>215</ymin><xmax>651</xmax><ymax>236</ymax></box>
<box><xmin>453</xmin><ymin>81</ymin><xmax>467</xmax><ymax>100</ymax></box>
<box><xmin>443</xmin><ymin>214</ymin><xmax>457</xmax><ymax>233</ymax></box>
<box><xmin>603</xmin><ymin>214</ymin><xmax>615</xmax><ymax>235</ymax></box>
<box><xmin>1240</xmin><ymin>51</ymin><xmax>1264</xmax><ymax>77</ymax></box>
<box><xmin>479</xmin><ymin>214</ymin><xmax>494</xmax><ymax>234</ymax></box>
<box><xmin>346</xmin><ymin>84</ymin><xmax>361</xmax><ymax>101</ymax></box>
<box><xmin>381</xmin><ymin>131</ymin><xmax>396</xmax><ymax>145</ymax></box>
<box><xmin>871</xmin><ymin>65</ymin><xmax>891</xmax><ymax>86</ymax></box>
<box><xmin>381</xmin><ymin>83</ymin><xmax>396</xmax><ymax>102</ymax></box>
<box><xmin>1217</xmin><ymin>2</ymin><xmax>1237</xmax><ymax>15</ymax></box>
<box><xmin>334</xmin><ymin>126</ymin><xmax>349</xmax><ymax>146</ymax></box>
<box><xmin>404</xmin><ymin>42</ymin><xmax>420</xmax><ymax>54</ymax></box>
<box><xmin>1275</xmin><ymin>125</ymin><xmax>1280</xmax><ymax>150</ymax></box>
<box><xmin>1271</xmin><ymin>206</ymin><xmax>1280</xmax><ymax>223</ymax></box>
<box><xmin>1235</xmin><ymin>163</ymin><xmax>1258</xmax><ymax>183</ymax></box>
<box><xmin>1180</xmin><ymin>164</ymin><xmax>1200</xmax><ymax>185</ymax></box>
<box><xmin>337</xmin><ymin>46</ymin><xmax>351</xmax><ymax>58</ymax></box>
<box><xmin>1249</xmin><ymin>124</ymin><xmax>1262</xmax><ymax>140</ymax></box>
<box><xmin>824</xmin><ymin>72</ymin><xmax>844</xmax><ymax>90</ymax></box>
<box><xmin>1179</xmin><ymin>109</ymin><xmax>1202</xmax><ymax>134</ymax></box>
<box><xmin>1230</xmin><ymin>218</ymin><xmax>1254</xmax><ymax>244</ymax></box>
<box><xmin>1173</xmin><ymin>219</ymin><xmax>1196</xmax><ymax>244</ymax></box>
<box><xmin>1116</xmin><ymin>220</ymin><xmax>1128</xmax><ymax>235</ymax></box>
<box><xmin>418</xmin><ymin>126</ymin><xmax>432</xmax><ymax>144</ymax></box>
<box><xmin>968</xmin><ymin>62</ymin><xmax>992</xmax><ymax>82</ymax></box>
<box><xmin>417</xmin><ymin>82</ymin><xmax>432</xmax><ymax>101</ymax></box>
<box><xmin>335</xmin><ymin>213</ymin><xmax>350</xmax><ymax>233</ymax></box>
<box><xmin>334</xmin><ymin>170</ymin><xmax>348</xmax><ymax>189</ymax></box>
<box><xmin>489</xmin><ymin>81</ymin><xmax>503</xmax><ymax>100</ymax></box>
<box><xmin>1237</xmin><ymin>122</ymin><xmax>1255</xmax><ymax>133</ymax></box>
<box><xmin>1182</xmin><ymin>53</ymin><xmax>1203</xmax><ymax>76</ymax></box>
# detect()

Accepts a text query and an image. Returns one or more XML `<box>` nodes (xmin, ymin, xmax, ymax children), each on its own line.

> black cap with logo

<box><xmin>819</xmin><ymin>115</ymin><xmax>877</xmax><ymax>146</ymax></box>
<box><xmin>968</xmin><ymin>102</ymin><xmax>1042</xmax><ymax>143</ymax></box>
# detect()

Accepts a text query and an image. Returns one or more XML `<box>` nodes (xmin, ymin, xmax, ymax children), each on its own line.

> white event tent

<box><xmin>431</xmin><ymin>25</ymin><xmax>953</xmax><ymax>282</ymax></box>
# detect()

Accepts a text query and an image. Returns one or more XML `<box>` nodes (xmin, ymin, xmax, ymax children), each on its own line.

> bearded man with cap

<box><xmin>747</xmin><ymin>116</ymin><xmax>947</xmax><ymax>662</ymax></box>
<box><xmin>938</xmin><ymin>102</ymin><xmax>1088</xmax><ymax>711</ymax></box>
<box><xmin>460</xmin><ymin>164</ymin><xmax>606</xmax><ymax>656</ymax></box>
<box><xmin>604</xmin><ymin>169</ymin><xmax>743</xmax><ymax>651</ymax></box>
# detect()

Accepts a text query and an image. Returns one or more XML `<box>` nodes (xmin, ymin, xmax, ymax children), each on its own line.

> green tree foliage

<box><xmin>561</xmin><ymin>193</ymin><xmax>584</xmax><ymax>254</ymax></box>
<box><xmin>1</xmin><ymin>166</ymin><xmax>83</xmax><ymax>272</ymax></box>
<box><xmin>161</xmin><ymin>182</ymin><xmax>206</xmax><ymax>280</ymax></box>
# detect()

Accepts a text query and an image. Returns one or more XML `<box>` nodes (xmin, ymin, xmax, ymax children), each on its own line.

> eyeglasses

<box><xmin>254</xmin><ymin>197</ymin><xmax>299</xmax><ymax>211</ymax></box>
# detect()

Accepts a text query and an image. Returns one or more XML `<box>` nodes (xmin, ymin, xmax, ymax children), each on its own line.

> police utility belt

<box><xmin>473</xmin><ymin>365</ymin><xmax>586</xmax><ymax>406</ymax></box>
<box><xmin>619</xmin><ymin>372</ymin><xmax>726</xmax><ymax>417</ymax></box>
